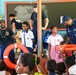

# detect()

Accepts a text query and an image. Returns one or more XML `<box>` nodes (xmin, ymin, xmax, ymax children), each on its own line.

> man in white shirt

<box><xmin>20</xmin><ymin>21</ymin><xmax>34</xmax><ymax>53</ymax></box>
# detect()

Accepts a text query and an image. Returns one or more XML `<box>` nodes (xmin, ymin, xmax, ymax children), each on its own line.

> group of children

<box><xmin>0</xmin><ymin>53</ymin><xmax>76</xmax><ymax>75</ymax></box>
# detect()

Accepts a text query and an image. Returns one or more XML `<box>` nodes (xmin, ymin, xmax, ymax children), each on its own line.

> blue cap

<box><xmin>62</xmin><ymin>16</ymin><xmax>71</xmax><ymax>24</ymax></box>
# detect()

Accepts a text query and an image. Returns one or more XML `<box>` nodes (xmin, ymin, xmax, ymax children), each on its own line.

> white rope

<box><xmin>14</xmin><ymin>43</ymin><xmax>17</xmax><ymax>48</ymax></box>
<box><xmin>4</xmin><ymin>56</ymin><xmax>8</xmax><ymax>58</ymax></box>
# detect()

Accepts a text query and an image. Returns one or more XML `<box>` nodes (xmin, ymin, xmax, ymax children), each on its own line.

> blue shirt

<box><xmin>66</xmin><ymin>19</ymin><xmax>76</xmax><ymax>44</ymax></box>
<box><xmin>30</xmin><ymin>12</ymin><xmax>48</xmax><ymax>28</ymax></box>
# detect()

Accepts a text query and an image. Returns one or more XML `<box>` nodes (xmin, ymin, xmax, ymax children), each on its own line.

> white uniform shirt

<box><xmin>0</xmin><ymin>70</ymin><xmax>6</xmax><ymax>75</ymax></box>
<box><xmin>20</xmin><ymin>29</ymin><xmax>34</xmax><ymax>48</ymax></box>
<box><xmin>47</xmin><ymin>34</ymin><xmax>64</xmax><ymax>46</ymax></box>
<box><xmin>68</xmin><ymin>64</ymin><xmax>76</xmax><ymax>74</ymax></box>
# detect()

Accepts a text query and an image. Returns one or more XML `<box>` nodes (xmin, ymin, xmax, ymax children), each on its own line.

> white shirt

<box><xmin>20</xmin><ymin>29</ymin><xmax>34</xmax><ymax>48</ymax></box>
<box><xmin>0</xmin><ymin>70</ymin><xmax>6</xmax><ymax>75</ymax></box>
<box><xmin>68</xmin><ymin>64</ymin><xmax>76</xmax><ymax>74</ymax></box>
<box><xmin>47</xmin><ymin>34</ymin><xmax>64</xmax><ymax>46</ymax></box>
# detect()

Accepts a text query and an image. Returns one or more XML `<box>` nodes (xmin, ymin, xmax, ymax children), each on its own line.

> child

<box><xmin>33</xmin><ymin>54</ymin><xmax>47</xmax><ymax>75</ymax></box>
<box><xmin>47</xmin><ymin>25</ymin><xmax>64</xmax><ymax>63</ymax></box>
<box><xmin>15</xmin><ymin>53</ymin><xmax>36</xmax><ymax>75</ymax></box>
<box><xmin>55</xmin><ymin>62</ymin><xmax>66</xmax><ymax>75</ymax></box>
<box><xmin>19</xmin><ymin>21</ymin><xmax>34</xmax><ymax>53</ymax></box>
<box><xmin>0</xmin><ymin>60</ymin><xmax>11</xmax><ymax>75</ymax></box>
<box><xmin>64</xmin><ymin>56</ymin><xmax>76</xmax><ymax>74</ymax></box>
<box><xmin>46</xmin><ymin>59</ymin><xmax>56</xmax><ymax>75</ymax></box>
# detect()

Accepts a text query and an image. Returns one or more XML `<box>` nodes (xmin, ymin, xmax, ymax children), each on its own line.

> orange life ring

<box><xmin>56</xmin><ymin>44</ymin><xmax>76</xmax><ymax>52</ymax></box>
<box><xmin>3</xmin><ymin>43</ymin><xmax>29</xmax><ymax>69</ymax></box>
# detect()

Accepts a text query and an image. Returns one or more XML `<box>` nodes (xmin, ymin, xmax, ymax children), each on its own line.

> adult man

<box><xmin>62</xmin><ymin>16</ymin><xmax>76</xmax><ymax>44</ymax></box>
<box><xmin>9</xmin><ymin>14</ymin><xmax>22</xmax><ymax>33</ymax></box>
<box><xmin>30</xmin><ymin>5</ymin><xmax>49</xmax><ymax>51</ymax></box>
<box><xmin>0</xmin><ymin>20</ymin><xmax>15</xmax><ymax>63</ymax></box>
<box><xmin>62</xmin><ymin>16</ymin><xmax>76</xmax><ymax>57</ymax></box>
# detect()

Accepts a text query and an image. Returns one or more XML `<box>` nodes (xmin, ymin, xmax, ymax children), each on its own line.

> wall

<box><xmin>0</xmin><ymin>0</ymin><xmax>36</xmax><ymax>20</ymax></box>
<box><xmin>1</xmin><ymin>0</ymin><xmax>76</xmax><ymax>19</ymax></box>
<box><xmin>0</xmin><ymin>0</ymin><xmax>48</xmax><ymax>19</ymax></box>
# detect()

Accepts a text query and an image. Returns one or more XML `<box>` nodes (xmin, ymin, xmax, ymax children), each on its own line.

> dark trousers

<box><xmin>32</xmin><ymin>27</ymin><xmax>37</xmax><ymax>49</ymax></box>
<box><xmin>32</xmin><ymin>28</ymin><xmax>45</xmax><ymax>52</ymax></box>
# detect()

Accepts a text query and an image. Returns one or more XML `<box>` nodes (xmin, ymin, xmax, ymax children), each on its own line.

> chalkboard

<box><xmin>5</xmin><ymin>2</ymin><xmax>76</xmax><ymax>29</ymax></box>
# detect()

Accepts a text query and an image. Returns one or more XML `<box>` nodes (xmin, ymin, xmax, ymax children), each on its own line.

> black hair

<box><xmin>64</xmin><ymin>56</ymin><xmax>75</xmax><ymax>68</ymax></box>
<box><xmin>0</xmin><ymin>60</ymin><xmax>7</xmax><ymax>71</ymax></box>
<box><xmin>22</xmin><ymin>21</ymin><xmax>29</xmax><ymax>27</ymax></box>
<box><xmin>19</xmin><ymin>53</ymin><xmax>35</xmax><ymax>72</ymax></box>
<box><xmin>46</xmin><ymin>59</ymin><xmax>56</xmax><ymax>73</ymax></box>
<box><xmin>56</xmin><ymin>62</ymin><xmax>66</xmax><ymax>74</ymax></box>
<box><xmin>33</xmin><ymin>4</ymin><xmax>37</xmax><ymax>8</ymax></box>
<box><xmin>51</xmin><ymin>25</ymin><xmax>57</xmax><ymax>30</ymax></box>
<box><xmin>9</xmin><ymin>14</ymin><xmax>15</xmax><ymax>17</ymax></box>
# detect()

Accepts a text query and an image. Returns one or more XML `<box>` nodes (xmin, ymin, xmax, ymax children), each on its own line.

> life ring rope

<box><xmin>14</xmin><ymin>43</ymin><xmax>17</xmax><ymax>48</ymax></box>
<box><xmin>4</xmin><ymin>56</ymin><xmax>8</xmax><ymax>58</ymax></box>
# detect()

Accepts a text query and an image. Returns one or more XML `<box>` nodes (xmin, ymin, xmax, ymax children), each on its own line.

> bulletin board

<box><xmin>5</xmin><ymin>2</ymin><xmax>76</xmax><ymax>29</ymax></box>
